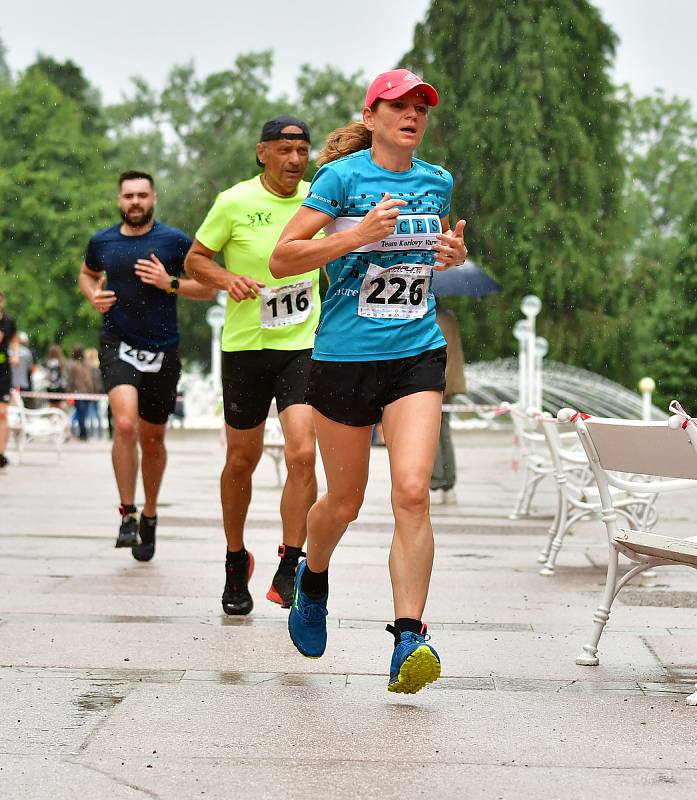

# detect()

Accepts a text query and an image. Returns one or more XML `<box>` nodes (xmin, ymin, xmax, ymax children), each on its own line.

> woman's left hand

<box><xmin>433</xmin><ymin>219</ymin><xmax>467</xmax><ymax>271</ymax></box>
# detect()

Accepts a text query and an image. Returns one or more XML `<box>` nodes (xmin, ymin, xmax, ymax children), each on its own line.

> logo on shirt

<box><xmin>246</xmin><ymin>212</ymin><xmax>272</xmax><ymax>228</ymax></box>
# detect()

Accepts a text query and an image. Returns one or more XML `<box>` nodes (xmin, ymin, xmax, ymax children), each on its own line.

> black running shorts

<box><xmin>221</xmin><ymin>348</ymin><xmax>313</xmax><ymax>429</ymax></box>
<box><xmin>306</xmin><ymin>346</ymin><xmax>447</xmax><ymax>427</ymax></box>
<box><xmin>99</xmin><ymin>333</ymin><xmax>181</xmax><ymax>425</ymax></box>
<box><xmin>0</xmin><ymin>370</ymin><xmax>10</xmax><ymax>404</ymax></box>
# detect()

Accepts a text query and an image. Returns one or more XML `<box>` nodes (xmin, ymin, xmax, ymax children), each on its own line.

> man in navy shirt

<box><xmin>79</xmin><ymin>171</ymin><xmax>215</xmax><ymax>558</ymax></box>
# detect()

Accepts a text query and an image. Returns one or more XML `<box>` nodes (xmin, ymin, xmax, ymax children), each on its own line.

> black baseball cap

<box><xmin>257</xmin><ymin>115</ymin><xmax>311</xmax><ymax>167</ymax></box>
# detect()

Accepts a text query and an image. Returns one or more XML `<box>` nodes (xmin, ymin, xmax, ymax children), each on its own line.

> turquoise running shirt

<box><xmin>303</xmin><ymin>149</ymin><xmax>452</xmax><ymax>362</ymax></box>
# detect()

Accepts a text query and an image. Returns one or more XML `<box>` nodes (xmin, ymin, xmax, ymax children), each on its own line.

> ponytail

<box><xmin>316</xmin><ymin>122</ymin><xmax>372</xmax><ymax>167</ymax></box>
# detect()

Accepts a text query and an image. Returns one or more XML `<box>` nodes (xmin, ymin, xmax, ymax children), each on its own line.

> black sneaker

<box><xmin>132</xmin><ymin>514</ymin><xmax>156</xmax><ymax>562</ymax></box>
<box><xmin>0</xmin><ymin>453</ymin><xmax>8</xmax><ymax>469</ymax></box>
<box><xmin>222</xmin><ymin>550</ymin><xmax>255</xmax><ymax>615</ymax></box>
<box><xmin>115</xmin><ymin>504</ymin><xmax>139</xmax><ymax>548</ymax></box>
<box><xmin>266</xmin><ymin>545</ymin><xmax>306</xmax><ymax>608</ymax></box>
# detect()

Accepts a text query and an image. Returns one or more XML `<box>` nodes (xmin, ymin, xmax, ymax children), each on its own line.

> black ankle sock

<box><xmin>300</xmin><ymin>565</ymin><xmax>328</xmax><ymax>599</ymax></box>
<box><xmin>139</xmin><ymin>514</ymin><xmax>157</xmax><ymax>545</ymax></box>
<box><xmin>226</xmin><ymin>547</ymin><xmax>248</xmax><ymax>565</ymax></box>
<box><xmin>119</xmin><ymin>503</ymin><xmax>137</xmax><ymax>517</ymax></box>
<box><xmin>278</xmin><ymin>544</ymin><xmax>304</xmax><ymax>575</ymax></box>
<box><xmin>387</xmin><ymin>618</ymin><xmax>423</xmax><ymax>645</ymax></box>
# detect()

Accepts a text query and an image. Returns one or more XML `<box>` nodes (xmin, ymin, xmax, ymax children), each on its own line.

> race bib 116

<box><xmin>260</xmin><ymin>280</ymin><xmax>314</xmax><ymax>329</ymax></box>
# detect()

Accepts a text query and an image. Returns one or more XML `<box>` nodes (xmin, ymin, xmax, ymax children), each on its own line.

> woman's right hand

<box><xmin>354</xmin><ymin>193</ymin><xmax>407</xmax><ymax>245</ymax></box>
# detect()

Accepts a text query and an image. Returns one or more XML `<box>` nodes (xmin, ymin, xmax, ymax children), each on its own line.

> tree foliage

<box><xmin>405</xmin><ymin>0</ymin><xmax>628</xmax><ymax>377</ymax></box>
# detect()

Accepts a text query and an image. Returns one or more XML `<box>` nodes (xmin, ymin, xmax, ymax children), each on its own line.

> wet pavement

<box><xmin>2</xmin><ymin>427</ymin><xmax>697</xmax><ymax>799</ymax></box>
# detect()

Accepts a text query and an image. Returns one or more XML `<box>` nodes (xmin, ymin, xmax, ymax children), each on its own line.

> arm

<box><xmin>8</xmin><ymin>332</ymin><xmax>20</xmax><ymax>369</ymax></box>
<box><xmin>78</xmin><ymin>263</ymin><xmax>117</xmax><ymax>314</ymax></box>
<box><xmin>270</xmin><ymin>194</ymin><xmax>408</xmax><ymax>279</ymax></box>
<box><xmin>134</xmin><ymin>253</ymin><xmax>217</xmax><ymax>301</ymax></box>
<box><xmin>184</xmin><ymin>240</ymin><xmax>265</xmax><ymax>302</ymax></box>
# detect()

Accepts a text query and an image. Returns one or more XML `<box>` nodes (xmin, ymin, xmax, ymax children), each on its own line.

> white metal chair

<box><xmin>507</xmin><ymin>403</ymin><xmax>556</xmax><ymax>520</ymax></box>
<box><xmin>538</xmin><ymin>414</ymin><xmax>657</xmax><ymax>576</ymax></box>
<box><xmin>559</xmin><ymin>403</ymin><xmax>697</xmax><ymax>705</ymax></box>
<box><xmin>7</xmin><ymin>390</ymin><xmax>67</xmax><ymax>463</ymax></box>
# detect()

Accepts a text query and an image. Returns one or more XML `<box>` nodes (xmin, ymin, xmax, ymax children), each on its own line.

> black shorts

<box><xmin>222</xmin><ymin>348</ymin><xmax>312</xmax><ymax>429</ymax></box>
<box><xmin>99</xmin><ymin>333</ymin><xmax>181</xmax><ymax>425</ymax></box>
<box><xmin>306</xmin><ymin>346</ymin><xmax>447</xmax><ymax>427</ymax></box>
<box><xmin>0</xmin><ymin>370</ymin><xmax>10</xmax><ymax>404</ymax></box>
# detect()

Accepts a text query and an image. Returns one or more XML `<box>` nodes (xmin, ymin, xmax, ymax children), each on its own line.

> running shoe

<box><xmin>386</xmin><ymin>625</ymin><xmax>441</xmax><ymax>694</ymax></box>
<box><xmin>115</xmin><ymin>515</ymin><xmax>139</xmax><ymax>548</ymax></box>
<box><xmin>267</xmin><ymin>545</ymin><xmax>305</xmax><ymax>608</ymax></box>
<box><xmin>132</xmin><ymin>515</ymin><xmax>156</xmax><ymax>562</ymax></box>
<box><xmin>288</xmin><ymin>560</ymin><xmax>328</xmax><ymax>658</ymax></box>
<box><xmin>0</xmin><ymin>453</ymin><xmax>8</xmax><ymax>469</ymax></box>
<box><xmin>222</xmin><ymin>550</ymin><xmax>255</xmax><ymax>615</ymax></box>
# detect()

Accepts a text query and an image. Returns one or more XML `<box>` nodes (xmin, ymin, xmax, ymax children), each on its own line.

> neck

<box><xmin>261</xmin><ymin>173</ymin><xmax>296</xmax><ymax>198</ymax></box>
<box><xmin>370</xmin><ymin>142</ymin><xmax>413</xmax><ymax>173</ymax></box>
<box><xmin>120</xmin><ymin>219</ymin><xmax>155</xmax><ymax>236</ymax></box>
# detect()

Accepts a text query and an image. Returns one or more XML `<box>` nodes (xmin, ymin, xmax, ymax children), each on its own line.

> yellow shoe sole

<box><xmin>387</xmin><ymin>645</ymin><xmax>441</xmax><ymax>694</ymax></box>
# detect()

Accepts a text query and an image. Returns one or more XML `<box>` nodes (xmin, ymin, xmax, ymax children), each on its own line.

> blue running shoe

<box><xmin>288</xmin><ymin>560</ymin><xmax>328</xmax><ymax>658</ymax></box>
<box><xmin>386</xmin><ymin>625</ymin><xmax>441</xmax><ymax>694</ymax></box>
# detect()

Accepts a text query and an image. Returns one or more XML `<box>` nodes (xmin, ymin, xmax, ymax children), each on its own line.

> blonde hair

<box><xmin>316</xmin><ymin>122</ymin><xmax>372</xmax><ymax>167</ymax></box>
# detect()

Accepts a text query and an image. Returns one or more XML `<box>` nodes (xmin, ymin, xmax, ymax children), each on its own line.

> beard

<box><xmin>120</xmin><ymin>206</ymin><xmax>154</xmax><ymax>228</ymax></box>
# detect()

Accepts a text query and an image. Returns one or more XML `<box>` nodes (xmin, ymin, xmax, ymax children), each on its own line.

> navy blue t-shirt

<box><xmin>85</xmin><ymin>222</ymin><xmax>192</xmax><ymax>351</ymax></box>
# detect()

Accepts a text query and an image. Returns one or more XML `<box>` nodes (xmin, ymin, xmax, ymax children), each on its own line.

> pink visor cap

<box><xmin>364</xmin><ymin>69</ymin><xmax>440</xmax><ymax>109</ymax></box>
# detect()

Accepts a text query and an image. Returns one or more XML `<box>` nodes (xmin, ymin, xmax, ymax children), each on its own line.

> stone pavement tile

<box><xmin>48</xmin><ymin>758</ymin><xmax>696</xmax><ymax>800</ymax></box>
<box><xmin>643</xmin><ymin>636</ymin><xmax>697</xmax><ymax>683</ymax></box>
<box><xmin>79</xmin><ymin>683</ymin><xmax>695</xmax><ymax>770</ymax></box>
<box><xmin>0</xmin><ymin>757</ymin><xmax>145</xmax><ymax>800</ymax></box>
<box><xmin>0</xmin><ymin>622</ymin><xmax>667</xmax><ymax>682</ymax></box>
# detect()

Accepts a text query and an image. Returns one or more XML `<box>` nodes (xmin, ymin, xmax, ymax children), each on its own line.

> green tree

<box><xmin>0</xmin><ymin>35</ymin><xmax>10</xmax><ymax>84</ymax></box>
<box><xmin>642</xmin><ymin>202</ymin><xmax>697</xmax><ymax>407</ymax></box>
<box><xmin>0</xmin><ymin>70</ymin><xmax>113</xmax><ymax>355</ymax></box>
<box><xmin>405</xmin><ymin>0</ymin><xmax>627</xmax><ymax>376</ymax></box>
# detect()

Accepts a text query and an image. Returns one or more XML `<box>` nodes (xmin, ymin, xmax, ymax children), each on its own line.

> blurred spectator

<box><xmin>84</xmin><ymin>347</ymin><xmax>104</xmax><ymax>438</ymax></box>
<box><xmin>430</xmin><ymin>303</ymin><xmax>466</xmax><ymax>505</ymax></box>
<box><xmin>12</xmin><ymin>331</ymin><xmax>35</xmax><ymax>404</ymax></box>
<box><xmin>66</xmin><ymin>345</ymin><xmax>95</xmax><ymax>440</ymax></box>
<box><xmin>45</xmin><ymin>344</ymin><xmax>66</xmax><ymax>408</ymax></box>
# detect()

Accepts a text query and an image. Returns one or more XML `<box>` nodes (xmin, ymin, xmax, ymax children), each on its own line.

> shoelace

<box><xmin>299</xmin><ymin>595</ymin><xmax>328</xmax><ymax>624</ymax></box>
<box><xmin>225</xmin><ymin>560</ymin><xmax>249</xmax><ymax>594</ymax></box>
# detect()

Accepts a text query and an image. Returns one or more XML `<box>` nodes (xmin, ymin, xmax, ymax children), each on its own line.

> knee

<box><xmin>392</xmin><ymin>481</ymin><xmax>430</xmax><ymax>517</ymax></box>
<box><xmin>326</xmin><ymin>492</ymin><xmax>364</xmax><ymax>527</ymax></box>
<box><xmin>114</xmin><ymin>415</ymin><xmax>138</xmax><ymax>442</ymax></box>
<box><xmin>140</xmin><ymin>430</ymin><xmax>165</xmax><ymax>454</ymax></box>
<box><xmin>284</xmin><ymin>444</ymin><xmax>316</xmax><ymax>474</ymax></box>
<box><xmin>0</xmin><ymin>405</ymin><xmax>7</xmax><ymax>423</ymax></box>
<box><xmin>224</xmin><ymin>447</ymin><xmax>260</xmax><ymax>479</ymax></box>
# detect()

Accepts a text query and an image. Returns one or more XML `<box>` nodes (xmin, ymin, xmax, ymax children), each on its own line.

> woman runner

<box><xmin>270</xmin><ymin>68</ymin><xmax>467</xmax><ymax>694</ymax></box>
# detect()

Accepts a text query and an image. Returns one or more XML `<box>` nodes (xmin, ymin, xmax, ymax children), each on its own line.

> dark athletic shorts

<box><xmin>222</xmin><ymin>348</ymin><xmax>312</xmax><ymax>430</ymax></box>
<box><xmin>0</xmin><ymin>370</ymin><xmax>10</xmax><ymax>404</ymax></box>
<box><xmin>306</xmin><ymin>346</ymin><xmax>447</xmax><ymax>427</ymax></box>
<box><xmin>99</xmin><ymin>333</ymin><xmax>181</xmax><ymax>425</ymax></box>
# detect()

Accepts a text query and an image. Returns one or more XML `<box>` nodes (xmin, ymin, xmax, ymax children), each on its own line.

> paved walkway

<box><xmin>2</xmin><ymin>428</ymin><xmax>697</xmax><ymax>799</ymax></box>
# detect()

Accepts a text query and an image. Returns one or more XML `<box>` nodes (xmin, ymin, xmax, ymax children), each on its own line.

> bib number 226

<box><xmin>358</xmin><ymin>263</ymin><xmax>431</xmax><ymax>319</ymax></box>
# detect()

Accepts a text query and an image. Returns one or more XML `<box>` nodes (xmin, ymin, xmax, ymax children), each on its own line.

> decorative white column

<box><xmin>520</xmin><ymin>295</ymin><xmax>542</xmax><ymax>410</ymax></box>
<box><xmin>513</xmin><ymin>320</ymin><xmax>531</xmax><ymax>410</ymax></box>
<box><xmin>535</xmin><ymin>336</ymin><xmax>549</xmax><ymax>412</ymax></box>
<box><xmin>206</xmin><ymin>305</ymin><xmax>226</xmax><ymax>387</ymax></box>
<box><xmin>638</xmin><ymin>377</ymin><xmax>655</xmax><ymax>421</ymax></box>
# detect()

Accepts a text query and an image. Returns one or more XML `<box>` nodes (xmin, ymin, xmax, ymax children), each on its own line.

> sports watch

<box><xmin>167</xmin><ymin>276</ymin><xmax>180</xmax><ymax>295</ymax></box>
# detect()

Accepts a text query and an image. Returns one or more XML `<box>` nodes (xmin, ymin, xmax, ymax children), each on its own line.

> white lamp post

<box><xmin>534</xmin><ymin>336</ymin><xmax>549</xmax><ymax>411</ymax></box>
<box><xmin>521</xmin><ymin>295</ymin><xmax>542</xmax><ymax>410</ymax></box>
<box><xmin>638</xmin><ymin>377</ymin><xmax>655</xmax><ymax>421</ymax></box>
<box><xmin>513</xmin><ymin>320</ymin><xmax>531</xmax><ymax>409</ymax></box>
<box><xmin>206</xmin><ymin>305</ymin><xmax>226</xmax><ymax>387</ymax></box>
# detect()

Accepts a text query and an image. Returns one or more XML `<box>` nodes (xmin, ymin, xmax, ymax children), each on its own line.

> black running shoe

<box><xmin>132</xmin><ymin>514</ymin><xmax>156</xmax><ymax>562</ymax></box>
<box><xmin>115</xmin><ymin>515</ymin><xmax>139</xmax><ymax>548</ymax></box>
<box><xmin>0</xmin><ymin>453</ymin><xmax>8</xmax><ymax>468</ymax></box>
<box><xmin>222</xmin><ymin>551</ymin><xmax>255</xmax><ymax>615</ymax></box>
<box><xmin>266</xmin><ymin>545</ymin><xmax>306</xmax><ymax>608</ymax></box>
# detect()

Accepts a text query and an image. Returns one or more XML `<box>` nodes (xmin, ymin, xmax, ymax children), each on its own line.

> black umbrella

<box><xmin>431</xmin><ymin>259</ymin><xmax>501</xmax><ymax>298</ymax></box>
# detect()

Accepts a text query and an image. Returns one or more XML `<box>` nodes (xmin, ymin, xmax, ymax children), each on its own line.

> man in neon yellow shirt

<box><xmin>185</xmin><ymin>116</ymin><xmax>319</xmax><ymax>615</ymax></box>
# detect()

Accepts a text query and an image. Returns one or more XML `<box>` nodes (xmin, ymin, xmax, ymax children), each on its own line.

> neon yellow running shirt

<box><xmin>195</xmin><ymin>176</ymin><xmax>320</xmax><ymax>352</ymax></box>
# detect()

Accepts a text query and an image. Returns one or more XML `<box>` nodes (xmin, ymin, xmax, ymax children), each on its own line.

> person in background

<box><xmin>12</xmin><ymin>332</ymin><xmax>34</xmax><ymax>405</ymax></box>
<box><xmin>430</xmin><ymin>302</ymin><xmax>466</xmax><ymax>505</ymax></box>
<box><xmin>45</xmin><ymin>344</ymin><xmax>66</xmax><ymax>409</ymax></box>
<box><xmin>84</xmin><ymin>347</ymin><xmax>105</xmax><ymax>438</ymax></box>
<box><xmin>0</xmin><ymin>290</ymin><xmax>19</xmax><ymax>469</ymax></box>
<box><xmin>66</xmin><ymin>345</ymin><xmax>95</xmax><ymax>441</ymax></box>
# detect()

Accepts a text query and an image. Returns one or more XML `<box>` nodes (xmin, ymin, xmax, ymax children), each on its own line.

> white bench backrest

<box><xmin>585</xmin><ymin>419</ymin><xmax>697</xmax><ymax>480</ymax></box>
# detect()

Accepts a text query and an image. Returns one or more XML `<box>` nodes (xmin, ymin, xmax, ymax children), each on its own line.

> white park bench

<box><xmin>7</xmin><ymin>390</ymin><xmax>68</xmax><ymax>463</ymax></box>
<box><xmin>559</xmin><ymin>403</ymin><xmax>697</xmax><ymax>705</ymax></box>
